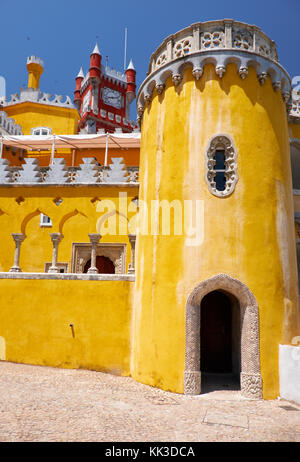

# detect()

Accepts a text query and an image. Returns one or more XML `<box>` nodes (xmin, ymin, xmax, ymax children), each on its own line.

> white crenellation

<box><xmin>0</xmin><ymin>158</ymin><xmax>139</xmax><ymax>185</ymax></box>
<box><xmin>0</xmin><ymin>159</ymin><xmax>13</xmax><ymax>183</ymax></box>
<box><xmin>45</xmin><ymin>158</ymin><xmax>69</xmax><ymax>184</ymax></box>
<box><xmin>17</xmin><ymin>158</ymin><xmax>42</xmax><ymax>183</ymax></box>
<box><xmin>138</xmin><ymin>19</ymin><xmax>289</xmax><ymax>112</ymax></box>
<box><xmin>0</xmin><ymin>111</ymin><xmax>23</xmax><ymax>135</ymax></box>
<box><xmin>75</xmin><ymin>158</ymin><xmax>100</xmax><ymax>184</ymax></box>
<box><xmin>2</xmin><ymin>90</ymin><xmax>75</xmax><ymax>109</ymax></box>
<box><xmin>104</xmin><ymin>157</ymin><xmax>128</xmax><ymax>183</ymax></box>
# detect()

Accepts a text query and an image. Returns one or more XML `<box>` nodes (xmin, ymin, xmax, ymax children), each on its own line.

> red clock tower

<box><xmin>74</xmin><ymin>44</ymin><xmax>137</xmax><ymax>133</ymax></box>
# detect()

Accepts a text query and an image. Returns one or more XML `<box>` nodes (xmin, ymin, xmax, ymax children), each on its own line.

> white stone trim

<box><xmin>205</xmin><ymin>134</ymin><xmax>238</xmax><ymax>197</ymax></box>
<box><xmin>71</xmin><ymin>242</ymin><xmax>127</xmax><ymax>274</ymax></box>
<box><xmin>0</xmin><ymin>272</ymin><xmax>134</xmax><ymax>281</ymax></box>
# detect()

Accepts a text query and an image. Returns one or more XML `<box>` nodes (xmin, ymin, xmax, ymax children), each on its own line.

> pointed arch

<box><xmin>58</xmin><ymin>209</ymin><xmax>88</xmax><ymax>234</ymax></box>
<box><xmin>184</xmin><ymin>273</ymin><xmax>262</xmax><ymax>399</ymax></box>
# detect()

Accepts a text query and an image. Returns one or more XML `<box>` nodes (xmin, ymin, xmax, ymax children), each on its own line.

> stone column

<box><xmin>128</xmin><ymin>234</ymin><xmax>136</xmax><ymax>274</ymax></box>
<box><xmin>87</xmin><ymin>233</ymin><xmax>101</xmax><ymax>274</ymax></box>
<box><xmin>48</xmin><ymin>233</ymin><xmax>64</xmax><ymax>273</ymax></box>
<box><xmin>9</xmin><ymin>233</ymin><xmax>26</xmax><ymax>272</ymax></box>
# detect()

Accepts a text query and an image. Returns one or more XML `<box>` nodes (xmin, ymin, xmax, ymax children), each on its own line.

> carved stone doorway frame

<box><xmin>184</xmin><ymin>274</ymin><xmax>262</xmax><ymax>399</ymax></box>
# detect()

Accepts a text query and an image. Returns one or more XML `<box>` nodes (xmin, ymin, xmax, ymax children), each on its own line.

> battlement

<box><xmin>0</xmin><ymin>111</ymin><xmax>23</xmax><ymax>135</ymax></box>
<box><xmin>137</xmin><ymin>19</ymin><xmax>291</xmax><ymax>116</ymax></box>
<box><xmin>0</xmin><ymin>157</ymin><xmax>139</xmax><ymax>185</ymax></box>
<box><xmin>27</xmin><ymin>56</ymin><xmax>44</xmax><ymax>68</ymax></box>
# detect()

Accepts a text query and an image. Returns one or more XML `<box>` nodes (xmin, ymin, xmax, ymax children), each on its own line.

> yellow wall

<box><xmin>4</xmin><ymin>102</ymin><xmax>79</xmax><ymax>136</ymax></box>
<box><xmin>0</xmin><ymin>278</ymin><xmax>133</xmax><ymax>374</ymax></box>
<box><xmin>289</xmin><ymin>122</ymin><xmax>300</xmax><ymax>140</ymax></box>
<box><xmin>0</xmin><ymin>185</ymin><xmax>138</xmax><ymax>273</ymax></box>
<box><xmin>0</xmin><ymin>184</ymin><xmax>138</xmax><ymax>374</ymax></box>
<box><xmin>132</xmin><ymin>64</ymin><xmax>300</xmax><ymax>399</ymax></box>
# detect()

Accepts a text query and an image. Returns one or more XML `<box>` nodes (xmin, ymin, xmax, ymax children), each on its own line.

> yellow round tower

<box><xmin>131</xmin><ymin>20</ymin><xmax>300</xmax><ymax>400</ymax></box>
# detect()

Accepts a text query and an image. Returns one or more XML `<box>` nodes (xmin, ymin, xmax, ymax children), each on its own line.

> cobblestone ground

<box><xmin>0</xmin><ymin>361</ymin><xmax>299</xmax><ymax>442</ymax></box>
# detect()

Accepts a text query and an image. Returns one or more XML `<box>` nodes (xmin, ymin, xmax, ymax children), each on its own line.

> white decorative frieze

<box><xmin>3</xmin><ymin>88</ymin><xmax>75</xmax><ymax>109</ymax></box>
<box><xmin>139</xmin><ymin>20</ymin><xmax>287</xmax><ymax>113</ymax></box>
<box><xmin>0</xmin><ymin>111</ymin><xmax>23</xmax><ymax>135</ymax></box>
<box><xmin>45</xmin><ymin>158</ymin><xmax>69</xmax><ymax>184</ymax></box>
<box><xmin>17</xmin><ymin>158</ymin><xmax>42</xmax><ymax>183</ymax></box>
<box><xmin>0</xmin><ymin>159</ymin><xmax>12</xmax><ymax>183</ymax></box>
<box><xmin>201</xmin><ymin>30</ymin><xmax>225</xmax><ymax>49</ymax></box>
<box><xmin>0</xmin><ymin>158</ymin><xmax>139</xmax><ymax>186</ymax></box>
<box><xmin>75</xmin><ymin>158</ymin><xmax>99</xmax><ymax>184</ymax></box>
<box><xmin>104</xmin><ymin>157</ymin><xmax>128</xmax><ymax>183</ymax></box>
<box><xmin>174</xmin><ymin>37</ymin><xmax>193</xmax><ymax>58</ymax></box>
<box><xmin>205</xmin><ymin>134</ymin><xmax>238</xmax><ymax>197</ymax></box>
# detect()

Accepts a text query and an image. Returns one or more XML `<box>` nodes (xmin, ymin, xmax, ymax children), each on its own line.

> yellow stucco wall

<box><xmin>4</xmin><ymin>102</ymin><xmax>79</xmax><ymax>135</ymax></box>
<box><xmin>131</xmin><ymin>64</ymin><xmax>300</xmax><ymax>399</ymax></box>
<box><xmin>0</xmin><ymin>278</ymin><xmax>133</xmax><ymax>374</ymax></box>
<box><xmin>0</xmin><ymin>185</ymin><xmax>138</xmax><ymax>273</ymax></box>
<box><xmin>289</xmin><ymin>123</ymin><xmax>300</xmax><ymax>140</ymax></box>
<box><xmin>0</xmin><ymin>184</ymin><xmax>138</xmax><ymax>374</ymax></box>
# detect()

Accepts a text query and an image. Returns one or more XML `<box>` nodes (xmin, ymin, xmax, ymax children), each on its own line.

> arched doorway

<box><xmin>83</xmin><ymin>255</ymin><xmax>115</xmax><ymax>274</ymax></box>
<box><xmin>184</xmin><ymin>274</ymin><xmax>262</xmax><ymax>399</ymax></box>
<box><xmin>200</xmin><ymin>290</ymin><xmax>241</xmax><ymax>392</ymax></box>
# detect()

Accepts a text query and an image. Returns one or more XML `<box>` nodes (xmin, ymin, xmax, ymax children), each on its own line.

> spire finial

<box><xmin>127</xmin><ymin>59</ymin><xmax>135</xmax><ymax>71</ymax></box>
<box><xmin>77</xmin><ymin>67</ymin><xmax>84</xmax><ymax>78</ymax></box>
<box><xmin>92</xmin><ymin>43</ymin><xmax>100</xmax><ymax>55</ymax></box>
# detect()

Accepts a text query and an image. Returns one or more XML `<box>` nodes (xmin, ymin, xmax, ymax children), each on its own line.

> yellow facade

<box><xmin>0</xmin><ymin>20</ymin><xmax>299</xmax><ymax>402</ymax></box>
<box><xmin>4</xmin><ymin>102</ymin><xmax>79</xmax><ymax>136</ymax></box>
<box><xmin>0</xmin><ymin>184</ymin><xmax>138</xmax><ymax>374</ymax></box>
<box><xmin>132</xmin><ymin>63</ymin><xmax>300</xmax><ymax>399</ymax></box>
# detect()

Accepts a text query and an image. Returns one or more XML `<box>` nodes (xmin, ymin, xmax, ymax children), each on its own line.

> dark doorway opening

<box><xmin>200</xmin><ymin>290</ymin><xmax>240</xmax><ymax>393</ymax></box>
<box><xmin>83</xmin><ymin>255</ymin><xmax>115</xmax><ymax>274</ymax></box>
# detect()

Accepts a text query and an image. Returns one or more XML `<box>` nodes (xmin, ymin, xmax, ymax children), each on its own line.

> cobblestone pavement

<box><xmin>0</xmin><ymin>361</ymin><xmax>299</xmax><ymax>442</ymax></box>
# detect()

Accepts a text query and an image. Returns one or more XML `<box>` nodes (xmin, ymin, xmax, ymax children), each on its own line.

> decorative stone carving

<box><xmin>233</xmin><ymin>32</ymin><xmax>252</xmax><ymax>50</ymax></box>
<box><xmin>9</xmin><ymin>233</ymin><xmax>26</xmax><ymax>272</ymax></box>
<box><xmin>174</xmin><ymin>37</ymin><xmax>192</xmax><ymax>58</ymax></box>
<box><xmin>156</xmin><ymin>52</ymin><xmax>167</xmax><ymax>69</ymax></box>
<box><xmin>45</xmin><ymin>158</ymin><xmax>69</xmax><ymax>184</ymax></box>
<box><xmin>87</xmin><ymin>233</ymin><xmax>101</xmax><ymax>274</ymax></box>
<box><xmin>0</xmin><ymin>159</ymin><xmax>12</xmax><ymax>183</ymax></box>
<box><xmin>71</xmin><ymin>243</ymin><xmax>126</xmax><ymax>274</ymax></box>
<box><xmin>184</xmin><ymin>371</ymin><xmax>201</xmax><ymax>395</ymax></box>
<box><xmin>127</xmin><ymin>234</ymin><xmax>136</xmax><ymax>274</ymax></box>
<box><xmin>201</xmin><ymin>30</ymin><xmax>224</xmax><ymax>49</ymax></box>
<box><xmin>144</xmin><ymin>93</ymin><xmax>152</xmax><ymax>104</ymax></box>
<box><xmin>215</xmin><ymin>65</ymin><xmax>226</xmax><ymax>78</ymax></box>
<box><xmin>155</xmin><ymin>83</ymin><xmax>165</xmax><ymax>95</ymax></box>
<box><xmin>48</xmin><ymin>233</ymin><xmax>64</xmax><ymax>273</ymax></box>
<box><xmin>273</xmin><ymin>81</ymin><xmax>281</xmax><ymax>92</ymax></box>
<box><xmin>291</xmin><ymin>97</ymin><xmax>300</xmax><ymax>116</ymax></box>
<box><xmin>138</xmin><ymin>20</ymin><xmax>290</xmax><ymax>107</ymax></box>
<box><xmin>75</xmin><ymin>158</ymin><xmax>99</xmax><ymax>184</ymax></box>
<box><xmin>184</xmin><ymin>274</ymin><xmax>262</xmax><ymax>399</ymax></box>
<box><xmin>104</xmin><ymin>157</ymin><xmax>128</xmax><ymax>183</ymax></box>
<box><xmin>205</xmin><ymin>134</ymin><xmax>238</xmax><ymax>197</ymax></box>
<box><xmin>238</xmin><ymin>66</ymin><xmax>248</xmax><ymax>79</ymax></box>
<box><xmin>17</xmin><ymin>158</ymin><xmax>42</xmax><ymax>183</ymax></box>
<box><xmin>192</xmin><ymin>67</ymin><xmax>203</xmax><ymax>80</ymax></box>
<box><xmin>240</xmin><ymin>373</ymin><xmax>263</xmax><ymax>399</ymax></box>
<box><xmin>172</xmin><ymin>73</ymin><xmax>182</xmax><ymax>86</ymax></box>
<box><xmin>258</xmin><ymin>72</ymin><xmax>268</xmax><ymax>85</ymax></box>
<box><xmin>137</xmin><ymin>105</ymin><xmax>144</xmax><ymax>116</ymax></box>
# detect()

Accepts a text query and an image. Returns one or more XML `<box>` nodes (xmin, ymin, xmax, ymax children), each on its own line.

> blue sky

<box><xmin>0</xmin><ymin>0</ymin><xmax>299</xmax><ymax>119</ymax></box>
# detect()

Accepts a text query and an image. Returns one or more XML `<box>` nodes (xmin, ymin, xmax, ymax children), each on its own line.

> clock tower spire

<box><xmin>74</xmin><ymin>44</ymin><xmax>137</xmax><ymax>134</ymax></box>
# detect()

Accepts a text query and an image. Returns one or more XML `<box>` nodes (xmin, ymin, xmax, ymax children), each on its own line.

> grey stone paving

<box><xmin>0</xmin><ymin>361</ymin><xmax>299</xmax><ymax>442</ymax></box>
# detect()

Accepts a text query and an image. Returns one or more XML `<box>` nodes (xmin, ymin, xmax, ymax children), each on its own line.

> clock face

<box><xmin>102</xmin><ymin>87</ymin><xmax>122</xmax><ymax>109</ymax></box>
